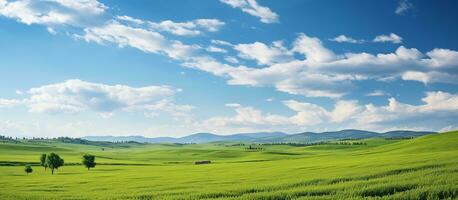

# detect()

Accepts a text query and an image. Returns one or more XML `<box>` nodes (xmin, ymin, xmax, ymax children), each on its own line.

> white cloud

<box><xmin>225</xmin><ymin>103</ymin><xmax>241</xmax><ymax>107</ymax></box>
<box><xmin>145</xmin><ymin>99</ymin><xmax>194</xmax><ymax>116</ymax></box>
<box><xmin>148</xmin><ymin>19</ymin><xmax>225</xmax><ymax>36</ymax></box>
<box><xmin>206</xmin><ymin>45</ymin><xmax>227</xmax><ymax>53</ymax></box>
<box><xmin>395</xmin><ymin>0</ymin><xmax>413</xmax><ymax>15</ymax></box>
<box><xmin>0</xmin><ymin>1</ymin><xmax>223</xmax><ymax>37</ymax></box>
<box><xmin>329</xmin><ymin>100</ymin><xmax>362</xmax><ymax>123</ymax></box>
<box><xmin>356</xmin><ymin>91</ymin><xmax>458</xmax><ymax>127</ymax></box>
<box><xmin>79</xmin><ymin>20</ymin><xmax>201</xmax><ymax>61</ymax></box>
<box><xmin>402</xmin><ymin>71</ymin><xmax>458</xmax><ymax>85</ymax></box>
<box><xmin>15</xmin><ymin>90</ymin><xmax>24</xmax><ymax>95</ymax></box>
<box><xmin>183</xmin><ymin>33</ymin><xmax>457</xmax><ymax>98</ymax></box>
<box><xmin>201</xmin><ymin>99</ymin><xmax>361</xmax><ymax>132</ymax></box>
<box><xmin>283</xmin><ymin>100</ymin><xmax>328</xmax><ymax>126</ymax></box>
<box><xmin>200</xmin><ymin>104</ymin><xmax>290</xmax><ymax>130</ymax></box>
<box><xmin>211</xmin><ymin>39</ymin><xmax>234</xmax><ymax>47</ymax></box>
<box><xmin>224</xmin><ymin>56</ymin><xmax>239</xmax><ymax>64</ymax></box>
<box><xmin>423</xmin><ymin>48</ymin><xmax>458</xmax><ymax>68</ymax></box>
<box><xmin>0</xmin><ymin>0</ymin><xmax>107</xmax><ymax>29</ymax></box>
<box><xmin>53</xmin><ymin>0</ymin><xmax>107</xmax><ymax>15</ymax></box>
<box><xmin>0</xmin><ymin>1</ymin><xmax>72</xmax><ymax>25</ymax></box>
<box><xmin>366</xmin><ymin>90</ymin><xmax>388</xmax><ymax>97</ymax></box>
<box><xmin>200</xmin><ymin>91</ymin><xmax>458</xmax><ymax>133</ymax></box>
<box><xmin>26</xmin><ymin>79</ymin><xmax>178</xmax><ymax>114</ymax></box>
<box><xmin>373</xmin><ymin>33</ymin><xmax>403</xmax><ymax>44</ymax></box>
<box><xmin>3</xmin><ymin>0</ymin><xmax>455</xmax><ymax>100</ymax></box>
<box><xmin>0</xmin><ymin>79</ymin><xmax>193</xmax><ymax>117</ymax></box>
<box><xmin>293</xmin><ymin>33</ymin><xmax>337</xmax><ymax>63</ymax></box>
<box><xmin>47</xmin><ymin>27</ymin><xmax>57</xmax><ymax>34</ymax></box>
<box><xmin>116</xmin><ymin>16</ymin><xmax>225</xmax><ymax>37</ymax></box>
<box><xmin>116</xmin><ymin>15</ymin><xmax>144</xmax><ymax>24</ymax></box>
<box><xmin>330</xmin><ymin>35</ymin><xmax>364</xmax><ymax>44</ymax></box>
<box><xmin>220</xmin><ymin>0</ymin><xmax>279</xmax><ymax>23</ymax></box>
<box><xmin>234</xmin><ymin>41</ymin><xmax>293</xmax><ymax>65</ymax></box>
<box><xmin>0</xmin><ymin>99</ymin><xmax>21</xmax><ymax>107</ymax></box>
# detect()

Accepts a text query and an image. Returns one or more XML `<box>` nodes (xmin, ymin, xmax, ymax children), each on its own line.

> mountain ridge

<box><xmin>82</xmin><ymin>130</ymin><xmax>436</xmax><ymax>144</ymax></box>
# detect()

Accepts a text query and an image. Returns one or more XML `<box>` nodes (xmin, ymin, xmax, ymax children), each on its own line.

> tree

<box><xmin>24</xmin><ymin>165</ymin><xmax>33</xmax><ymax>175</ymax></box>
<box><xmin>82</xmin><ymin>154</ymin><xmax>96</xmax><ymax>170</ymax></box>
<box><xmin>46</xmin><ymin>153</ymin><xmax>64</xmax><ymax>174</ymax></box>
<box><xmin>40</xmin><ymin>154</ymin><xmax>47</xmax><ymax>171</ymax></box>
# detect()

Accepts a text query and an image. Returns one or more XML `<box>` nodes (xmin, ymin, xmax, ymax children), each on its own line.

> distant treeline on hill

<box><xmin>261</xmin><ymin>141</ymin><xmax>367</xmax><ymax>147</ymax></box>
<box><xmin>0</xmin><ymin>135</ymin><xmax>144</xmax><ymax>147</ymax></box>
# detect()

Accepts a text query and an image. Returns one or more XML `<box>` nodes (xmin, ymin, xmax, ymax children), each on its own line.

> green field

<box><xmin>0</xmin><ymin>131</ymin><xmax>457</xmax><ymax>200</ymax></box>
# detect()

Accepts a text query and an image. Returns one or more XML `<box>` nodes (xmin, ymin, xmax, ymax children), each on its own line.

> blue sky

<box><xmin>0</xmin><ymin>0</ymin><xmax>457</xmax><ymax>137</ymax></box>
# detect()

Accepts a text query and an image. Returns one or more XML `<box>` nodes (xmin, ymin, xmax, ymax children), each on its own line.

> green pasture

<box><xmin>0</xmin><ymin>131</ymin><xmax>457</xmax><ymax>199</ymax></box>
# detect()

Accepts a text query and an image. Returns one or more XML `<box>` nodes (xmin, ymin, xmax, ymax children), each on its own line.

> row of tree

<box><xmin>26</xmin><ymin>153</ymin><xmax>96</xmax><ymax>175</ymax></box>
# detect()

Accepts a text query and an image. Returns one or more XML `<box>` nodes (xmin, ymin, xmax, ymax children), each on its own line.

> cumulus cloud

<box><xmin>220</xmin><ymin>0</ymin><xmax>279</xmax><ymax>23</ymax></box>
<box><xmin>200</xmin><ymin>103</ymin><xmax>290</xmax><ymax>131</ymax></box>
<box><xmin>234</xmin><ymin>41</ymin><xmax>293</xmax><ymax>65</ymax></box>
<box><xmin>26</xmin><ymin>79</ymin><xmax>179</xmax><ymax>114</ymax></box>
<box><xmin>230</xmin><ymin>38</ymin><xmax>456</xmax><ymax>96</ymax></box>
<box><xmin>181</xmin><ymin>33</ymin><xmax>457</xmax><ymax>98</ymax></box>
<box><xmin>402</xmin><ymin>71</ymin><xmax>458</xmax><ymax>85</ymax></box>
<box><xmin>200</xmin><ymin>99</ymin><xmax>361</xmax><ymax>132</ymax></box>
<box><xmin>0</xmin><ymin>79</ymin><xmax>192</xmax><ymax>117</ymax></box>
<box><xmin>356</xmin><ymin>91</ymin><xmax>458</xmax><ymax>128</ymax></box>
<box><xmin>423</xmin><ymin>48</ymin><xmax>458</xmax><ymax>68</ymax></box>
<box><xmin>0</xmin><ymin>1</ymin><xmax>224</xmax><ymax>37</ymax></box>
<box><xmin>330</xmin><ymin>35</ymin><xmax>364</xmax><ymax>44</ymax></box>
<box><xmin>73</xmin><ymin>20</ymin><xmax>458</xmax><ymax>100</ymax></box>
<box><xmin>200</xmin><ymin>91</ymin><xmax>458</xmax><ymax>133</ymax></box>
<box><xmin>0</xmin><ymin>0</ymin><xmax>107</xmax><ymax>29</ymax></box>
<box><xmin>373</xmin><ymin>33</ymin><xmax>403</xmax><ymax>44</ymax></box>
<box><xmin>2</xmin><ymin>0</ymin><xmax>457</xmax><ymax>101</ymax></box>
<box><xmin>293</xmin><ymin>33</ymin><xmax>337</xmax><ymax>63</ymax></box>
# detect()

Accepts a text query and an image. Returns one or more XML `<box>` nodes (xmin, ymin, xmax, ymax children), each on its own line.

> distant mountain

<box><xmin>176</xmin><ymin>133</ymin><xmax>226</xmax><ymax>143</ymax></box>
<box><xmin>82</xmin><ymin>136</ymin><xmax>177</xmax><ymax>143</ymax></box>
<box><xmin>232</xmin><ymin>132</ymin><xmax>287</xmax><ymax>139</ymax></box>
<box><xmin>264</xmin><ymin>129</ymin><xmax>379</xmax><ymax>143</ymax></box>
<box><xmin>381</xmin><ymin>130</ymin><xmax>436</xmax><ymax>138</ymax></box>
<box><xmin>83</xmin><ymin>132</ymin><xmax>287</xmax><ymax>144</ymax></box>
<box><xmin>83</xmin><ymin>130</ymin><xmax>436</xmax><ymax>144</ymax></box>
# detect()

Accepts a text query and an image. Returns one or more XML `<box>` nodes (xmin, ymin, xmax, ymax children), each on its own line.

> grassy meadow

<box><xmin>0</xmin><ymin>131</ymin><xmax>457</xmax><ymax>199</ymax></box>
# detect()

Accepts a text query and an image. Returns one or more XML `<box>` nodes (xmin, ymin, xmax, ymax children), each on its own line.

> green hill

<box><xmin>0</xmin><ymin>131</ymin><xmax>456</xmax><ymax>199</ymax></box>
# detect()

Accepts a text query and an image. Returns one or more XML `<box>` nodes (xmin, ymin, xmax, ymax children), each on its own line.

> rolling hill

<box><xmin>0</xmin><ymin>130</ymin><xmax>456</xmax><ymax>200</ymax></box>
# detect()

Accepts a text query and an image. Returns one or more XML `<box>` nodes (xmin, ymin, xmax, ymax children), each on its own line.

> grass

<box><xmin>0</xmin><ymin>131</ymin><xmax>457</xmax><ymax>199</ymax></box>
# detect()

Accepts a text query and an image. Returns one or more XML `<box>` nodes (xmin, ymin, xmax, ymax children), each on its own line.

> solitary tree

<box><xmin>46</xmin><ymin>153</ymin><xmax>64</xmax><ymax>174</ymax></box>
<box><xmin>24</xmin><ymin>165</ymin><xmax>33</xmax><ymax>175</ymax></box>
<box><xmin>40</xmin><ymin>154</ymin><xmax>47</xmax><ymax>171</ymax></box>
<box><xmin>82</xmin><ymin>154</ymin><xmax>96</xmax><ymax>170</ymax></box>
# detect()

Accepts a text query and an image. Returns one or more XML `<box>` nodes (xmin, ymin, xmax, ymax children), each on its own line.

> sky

<box><xmin>0</xmin><ymin>0</ymin><xmax>457</xmax><ymax>138</ymax></box>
